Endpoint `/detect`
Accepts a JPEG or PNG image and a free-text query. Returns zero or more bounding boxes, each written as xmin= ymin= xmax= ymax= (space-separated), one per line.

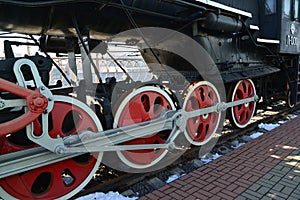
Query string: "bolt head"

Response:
xmin=0 ymin=101 xmax=5 ymax=108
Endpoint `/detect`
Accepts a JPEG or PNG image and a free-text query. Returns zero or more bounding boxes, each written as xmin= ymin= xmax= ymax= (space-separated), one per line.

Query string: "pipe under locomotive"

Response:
xmin=0 ymin=0 xmax=299 ymax=199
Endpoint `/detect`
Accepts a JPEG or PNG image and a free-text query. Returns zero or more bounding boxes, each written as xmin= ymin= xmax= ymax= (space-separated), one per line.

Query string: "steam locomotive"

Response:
xmin=0 ymin=0 xmax=299 ymax=199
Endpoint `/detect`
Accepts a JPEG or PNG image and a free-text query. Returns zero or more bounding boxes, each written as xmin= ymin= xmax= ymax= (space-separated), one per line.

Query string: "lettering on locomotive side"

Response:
xmin=286 ymin=23 xmax=298 ymax=46
xmin=286 ymin=35 xmax=298 ymax=46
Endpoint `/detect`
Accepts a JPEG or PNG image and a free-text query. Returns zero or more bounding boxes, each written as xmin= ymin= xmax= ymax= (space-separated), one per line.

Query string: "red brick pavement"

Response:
xmin=139 ymin=116 xmax=300 ymax=200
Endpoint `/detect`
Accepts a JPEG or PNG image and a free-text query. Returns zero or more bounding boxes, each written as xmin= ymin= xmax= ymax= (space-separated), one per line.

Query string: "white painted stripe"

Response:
xmin=195 ymin=0 xmax=252 ymax=18
xmin=257 ymin=38 xmax=280 ymax=44
xmin=250 ymin=25 xmax=260 ymax=30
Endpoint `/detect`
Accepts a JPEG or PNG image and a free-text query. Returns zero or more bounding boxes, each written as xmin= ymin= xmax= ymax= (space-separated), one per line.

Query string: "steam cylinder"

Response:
xmin=200 ymin=12 xmax=243 ymax=33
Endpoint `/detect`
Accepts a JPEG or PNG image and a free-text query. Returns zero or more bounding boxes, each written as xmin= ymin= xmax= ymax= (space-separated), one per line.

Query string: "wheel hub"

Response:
xmin=202 ymin=113 xmax=209 ymax=120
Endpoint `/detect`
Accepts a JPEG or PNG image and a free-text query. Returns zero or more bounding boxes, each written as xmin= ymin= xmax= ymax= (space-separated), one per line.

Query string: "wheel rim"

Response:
xmin=0 ymin=96 xmax=103 ymax=200
xmin=230 ymin=79 xmax=256 ymax=128
xmin=287 ymin=90 xmax=295 ymax=108
xmin=114 ymin=86 xmax=176 ymax=169
xmin=183 ymin=81 xmax=221 ymax=145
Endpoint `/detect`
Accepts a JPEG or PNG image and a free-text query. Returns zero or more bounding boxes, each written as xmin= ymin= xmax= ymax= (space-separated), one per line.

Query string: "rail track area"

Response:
xmin=73 ymin=102 xmax=300 ymax=200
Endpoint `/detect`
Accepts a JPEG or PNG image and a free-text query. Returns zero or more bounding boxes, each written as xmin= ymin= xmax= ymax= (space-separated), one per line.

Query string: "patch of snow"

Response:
xmin=249 ymin=132 xmax=264 ymax=139
xmin=258 ymin=123 xmax=280 ymax=131
xmin=76 ymin=191 xmax=137 ymax=200
xmin=231 ymin=142 xmax=246 ymax=149
xmin=278 ymin=120 xmax=287 ymax=124
xmin=291 ymin=114 xmax=298 ymax=119
xmin=200 ymin=157 xmax=212 ymax=164
xmin=212 ymin=153 xmax=222 ymax=160
xmin=166 ymin=174 xmax=181 ymax=183
xmin=201 ymin=153 xmax=222 ymax=164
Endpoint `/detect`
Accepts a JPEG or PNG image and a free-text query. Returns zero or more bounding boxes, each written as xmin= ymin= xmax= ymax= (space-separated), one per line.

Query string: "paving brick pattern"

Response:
xmin=139 ymin=116 xmax=300 ymax=200
xmin=236 ymin=148 xmax=300 ymax=200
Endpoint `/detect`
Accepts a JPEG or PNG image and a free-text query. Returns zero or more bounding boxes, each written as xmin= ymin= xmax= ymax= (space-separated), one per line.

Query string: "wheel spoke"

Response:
xmin=240 ymin=110 xmax=247 ymax=122
xmin=245 ymin=105 xmax=254 ymax=120
xmin=127 ymin=96 xmax=150 ymax=124
xmin=196 ymin=88 xmax=205 ymax=104
xmin=49 ymin=102 xmax=73 ymax=136
xmin=242 ymin=82 xmax=248 ymax=98
xmin=234 ymin=104 xmax=244 ymax=117
xmin=195 ymin=123 xmax=206 ymax=141
xmin=149 ymin=92 xmax=164 ymax=118
xmin=70 ymin=107 xmax=98 ymax=135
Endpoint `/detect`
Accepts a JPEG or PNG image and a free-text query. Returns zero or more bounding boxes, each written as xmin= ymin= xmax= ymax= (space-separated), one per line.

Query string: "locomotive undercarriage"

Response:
xmin=0 ymin=42 xmax=259 ymax=199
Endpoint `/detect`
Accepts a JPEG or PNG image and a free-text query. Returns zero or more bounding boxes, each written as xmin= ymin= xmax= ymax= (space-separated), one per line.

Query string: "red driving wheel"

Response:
xmin=183 ymin=81 xmax=221 ymax=145
xmin=0 ymin=97 xmax=103 ymax=200
xmin=229 ymin=79 xmax=256 ymax=128
xmin=114 ymin=86 xmax=176 ymax=169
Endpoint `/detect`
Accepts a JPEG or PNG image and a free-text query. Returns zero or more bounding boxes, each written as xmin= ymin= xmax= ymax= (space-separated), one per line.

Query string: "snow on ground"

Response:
xmin=166 ymin=173 xmax=186 ymax=183
xmin=258 ymin=123 xmax=280 ymax=131
xmin=278 ymin=120 xmax=287 ymax=124
xmin=76 ymin=191 xmax=137 ymax=200
xmin=254 ymin=114 xmax=298 ymax=137
xmin=249 ymin=132 xmax=264 ymax=139
xmin=232 ymin=142 xmax=246 ymax=149
xmin=166 ymin=174 xmax=181 ymax=183
xmin=201 ymin=153 xmax=222 ymax=164
xmin=291 ymin=114 xmax=298 ymax=119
